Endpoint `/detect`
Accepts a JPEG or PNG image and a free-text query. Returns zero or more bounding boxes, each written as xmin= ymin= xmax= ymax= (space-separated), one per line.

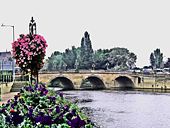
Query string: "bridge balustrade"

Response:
xmin=14 ymin=74 xmax=29 ymax=82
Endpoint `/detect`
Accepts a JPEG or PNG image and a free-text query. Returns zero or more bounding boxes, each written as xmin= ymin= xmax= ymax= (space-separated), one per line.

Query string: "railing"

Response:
xmin=37 ymin=70 xmax=162 ymax=75
xmin=0 ymin=75 xmax=13 ymax=82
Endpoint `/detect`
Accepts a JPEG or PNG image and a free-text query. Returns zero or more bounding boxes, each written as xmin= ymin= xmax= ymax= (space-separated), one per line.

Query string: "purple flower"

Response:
xmin=39 ymin=87 xmax=48 ymax=96
xmin=51 ymin=96 xmax=56 ymax=101
xmin=28 ymin=107 xmax=33 ymax=114
xmin=59 ymin=92 xmax=63 ymax=98
xmin=35 ymin=115 xmax=52 ymax=125
xmin=7 ymin=99 xmax=10 ymax=103
xmin=71 ymin=109 xmax=76 ymax=116
xmin=11 ymin=104 xmax=15 ymax=109
xmin=48 ymin=108 xmax=53 ymax=113
xmin=42 ymin=115 xmax=52 ymax=125
xmin=14 ymin=95 xmax=18 ymax=101
xmin=56 ymin=106 xmax=60 ymax=113
xmin=69 ymin=116 xmax=86 ymax=128
xmin=25 ymin=86 xmax=33 ymax=92
xmin=49 ymin=96 xmax=56 ymax=103
xmin=38 ymin=112 xmax=44 ymax=116
xmin=0 ymin=108 xmax=6 ymax=114
xmin=67 ymin=120 xmax=72 ymax=126
xmin=34 ymin=84 xmax=38 ymax=90
xmin=35 ymin=116 xmax=42 ymax=123
xmin=11 ymin=112 xmax=24 ymax=126
xmin=64 ymin=105 xmax=69 ymax=112
xmin=54 ymin=115 xmax=64 ymax=124
xmin=5 ymin=116 xmax=11 ymax=123
xmin=13 ymin=100 xmax=18 ymax=106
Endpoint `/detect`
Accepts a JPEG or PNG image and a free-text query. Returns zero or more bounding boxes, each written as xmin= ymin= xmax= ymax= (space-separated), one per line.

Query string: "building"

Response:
xmin=0 ymin=51 xmax=15 ymax=82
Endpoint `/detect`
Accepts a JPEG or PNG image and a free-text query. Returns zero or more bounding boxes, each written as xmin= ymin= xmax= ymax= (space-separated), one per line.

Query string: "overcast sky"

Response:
xmin=0 ymin=0 xmax=170 ymax=67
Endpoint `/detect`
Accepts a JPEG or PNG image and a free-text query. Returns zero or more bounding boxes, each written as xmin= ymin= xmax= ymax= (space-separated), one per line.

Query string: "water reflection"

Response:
xmin=64 ymin=90 xmax=170 ymax=128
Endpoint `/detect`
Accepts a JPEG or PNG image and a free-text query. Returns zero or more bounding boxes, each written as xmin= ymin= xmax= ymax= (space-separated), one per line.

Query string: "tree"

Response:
xmin=93 ymin=47 xmax=137 ymax=71
xmin=62 ymin=46 xmax=77 ymax=69
xmin=47 ymin=52 xmax=64 ymax=71
xmin=93 ymin=49 xmax=108 ymax=69
xmin=150 ymin=48 xmax=163 ymax=68
xmin=12 ymin=34 xmax=47 ymax=83
xmin=79 ymin=31 xmax=94 ymax=69
xmin=46 ymin=47 xmax=80 ymax=71
xmin=150 ymin=53 xmax=155 ymax=67
xmin=164 ymin=58 xmax=170 ymax=68
xmin=127 ymin=52 xmax=137 ymax=69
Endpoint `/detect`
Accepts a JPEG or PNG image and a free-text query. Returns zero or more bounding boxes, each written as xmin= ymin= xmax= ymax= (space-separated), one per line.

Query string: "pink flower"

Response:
xmin=12 ymin=34 xmax=47 ymax=73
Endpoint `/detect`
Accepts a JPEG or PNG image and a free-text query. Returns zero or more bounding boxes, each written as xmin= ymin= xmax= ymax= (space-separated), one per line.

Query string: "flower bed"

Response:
xmin=0 ymin=83 xmax=93 ymax=128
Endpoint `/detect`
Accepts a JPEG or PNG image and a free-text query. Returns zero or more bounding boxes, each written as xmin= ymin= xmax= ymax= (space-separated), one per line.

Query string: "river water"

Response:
xmin=63 ymin=90 xmax=170 ymax=128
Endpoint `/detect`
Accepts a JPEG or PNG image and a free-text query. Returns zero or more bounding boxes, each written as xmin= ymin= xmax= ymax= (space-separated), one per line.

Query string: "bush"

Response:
xmin=0 ymin=83 xmax=93 ymax=128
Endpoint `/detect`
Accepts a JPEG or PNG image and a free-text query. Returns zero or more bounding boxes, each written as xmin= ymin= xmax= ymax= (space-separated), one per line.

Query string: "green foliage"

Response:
xmin=45 ymin=32 xmax=137 ymax=71
xmin=94 ymin=47 xmax=137 ymax=71
xmin=63 ymin=46 xmax=77 ymax=69
xmin=47 ymin=52 xmax=65 ymax=71
xmin=79 ymin=32 xmax=94 ymax=69
xmin=150 ymin=48 xmax=163 ymax=68
xmin=0 ymin=84 xmax=93 ymax=128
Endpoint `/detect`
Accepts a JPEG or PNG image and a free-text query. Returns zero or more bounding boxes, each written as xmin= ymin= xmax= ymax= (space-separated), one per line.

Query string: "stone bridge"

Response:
xmin=38 ymin=71 xmax=170 ymax=90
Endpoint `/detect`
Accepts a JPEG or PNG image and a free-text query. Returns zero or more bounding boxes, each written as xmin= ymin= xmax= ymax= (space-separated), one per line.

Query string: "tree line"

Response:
xmin=46 ymin=31 xmax=137 ymax=71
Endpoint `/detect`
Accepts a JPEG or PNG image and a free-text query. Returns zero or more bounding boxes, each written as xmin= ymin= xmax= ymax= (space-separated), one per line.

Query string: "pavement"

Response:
xmin=0 ymin=92 xmax=19 ymax=105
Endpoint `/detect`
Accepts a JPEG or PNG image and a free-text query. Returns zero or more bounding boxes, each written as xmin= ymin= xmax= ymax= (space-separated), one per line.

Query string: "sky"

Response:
xmin=0 ymin=0 xmax=170 ymax=67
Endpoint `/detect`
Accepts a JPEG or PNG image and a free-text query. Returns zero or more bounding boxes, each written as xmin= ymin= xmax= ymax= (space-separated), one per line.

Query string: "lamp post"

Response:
xmin=1 ymin=24 xmax=15 ymax=42
xmin=92 ymin=63 xmax=95 ymax=71
xmin=106 ymin=62 xmax=109 ymax=71
xmin=0 ymin=60 xmax=3 ymax=101
xmin=1 ymin=23 xmax=15 ymax=85
xmin=75 ymin=59 xmax=79 ymax=72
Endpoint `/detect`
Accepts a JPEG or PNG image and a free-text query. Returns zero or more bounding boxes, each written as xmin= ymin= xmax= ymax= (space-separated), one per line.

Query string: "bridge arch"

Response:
xmin=81 ymin=76 xmax=105 ymax=89
xmin=114 ymin=76 xmax=134 ymax=89
xmin=49 ymin=76 xmax=74 ymax=90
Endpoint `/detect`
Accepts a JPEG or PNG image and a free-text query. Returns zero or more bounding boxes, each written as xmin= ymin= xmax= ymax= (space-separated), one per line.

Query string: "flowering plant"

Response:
xmin=0 ymin=84 xmax=93 ymax=127
xmin=12 ymin=34 xmax=48 ymax=77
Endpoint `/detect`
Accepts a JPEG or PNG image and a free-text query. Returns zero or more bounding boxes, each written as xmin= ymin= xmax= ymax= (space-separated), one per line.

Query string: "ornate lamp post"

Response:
xmin=64 ymin=64 xmax=67 ymax=71
xmin=75 ymin=59 xmax=79 ymax=71
xmin=92 ymin=63 xmax=95 ymax=71
xmin=106 ymin=62 xmax=109 ymax=71
xmin=12 ymin=17 xmax=47 ymax=85
xmin=29 ymin=17 xmax=37 ymax=35
xmin=29 ymin=17 xmax=37 ymax=84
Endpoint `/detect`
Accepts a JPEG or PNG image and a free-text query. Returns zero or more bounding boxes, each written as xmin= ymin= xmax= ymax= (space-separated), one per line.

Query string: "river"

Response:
xmin=63 ymin=90 xmax=170 ymax=128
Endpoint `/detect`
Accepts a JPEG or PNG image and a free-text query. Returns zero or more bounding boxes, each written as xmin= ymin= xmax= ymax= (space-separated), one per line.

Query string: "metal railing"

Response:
xmin=0 ymin=74 xmax=13 ymax=82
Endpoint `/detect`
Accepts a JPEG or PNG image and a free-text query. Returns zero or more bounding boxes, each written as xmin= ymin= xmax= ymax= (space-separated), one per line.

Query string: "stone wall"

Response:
xmin=0 ymin=82 xmax=13 ymax=94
